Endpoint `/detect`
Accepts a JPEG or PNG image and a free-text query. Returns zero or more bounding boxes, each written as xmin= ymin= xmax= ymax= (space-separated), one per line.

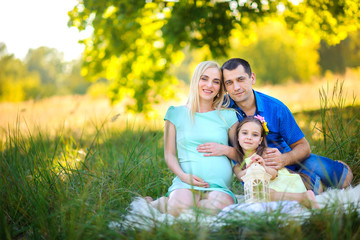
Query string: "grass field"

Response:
xmin=0 ymin=78 xmax=359 ymax=239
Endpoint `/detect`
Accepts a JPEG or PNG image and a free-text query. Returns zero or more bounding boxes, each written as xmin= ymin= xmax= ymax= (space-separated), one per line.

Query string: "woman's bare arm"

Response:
xmin=164 ymin=120 xmax=209 ymax=188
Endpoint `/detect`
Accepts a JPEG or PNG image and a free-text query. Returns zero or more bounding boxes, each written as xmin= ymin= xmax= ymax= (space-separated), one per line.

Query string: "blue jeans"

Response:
xmin=286 ymin=154 xmax=349 ymax=195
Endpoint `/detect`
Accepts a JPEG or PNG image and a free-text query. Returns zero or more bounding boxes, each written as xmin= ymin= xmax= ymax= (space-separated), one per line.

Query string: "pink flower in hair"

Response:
xmin=254 ymin=115 xmax=265 ymax=123
xmin=254 ymin=115 xmax=269 ymax=135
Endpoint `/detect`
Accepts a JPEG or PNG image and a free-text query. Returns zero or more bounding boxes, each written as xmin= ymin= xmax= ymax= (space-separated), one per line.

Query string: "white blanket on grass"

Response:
xmin=111 ymin=184 xmax=360 ymax=231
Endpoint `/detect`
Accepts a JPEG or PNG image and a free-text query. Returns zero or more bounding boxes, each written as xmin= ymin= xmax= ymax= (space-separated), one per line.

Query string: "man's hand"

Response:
xmin=263 ymin=147 xmax=285 ymax=170
xmin=179 ymin=173 xmax=209 ymax=188
xmin=197 ymin=142 xmax=227 ymax=156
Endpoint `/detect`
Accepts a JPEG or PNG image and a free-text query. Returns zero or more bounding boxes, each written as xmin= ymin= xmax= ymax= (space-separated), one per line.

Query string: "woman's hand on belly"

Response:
xmin=179 ymin=173 xmax=209 ymax=188
xmin=197 ymin=142 xmax=227 ymax=157
xmin=197 ymin=142 xmax=239 ymax=161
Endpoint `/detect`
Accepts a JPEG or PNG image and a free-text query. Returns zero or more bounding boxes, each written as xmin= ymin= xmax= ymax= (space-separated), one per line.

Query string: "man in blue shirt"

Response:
xmin=197 ymin=58 xmax=353 ymax=194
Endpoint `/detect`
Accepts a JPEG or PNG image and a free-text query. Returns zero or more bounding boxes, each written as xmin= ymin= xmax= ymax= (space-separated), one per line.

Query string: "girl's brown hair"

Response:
xmin=235 ymin=116 xmax=312 ymax=190
xmin=234 ymin=117 xmax=268 ymax=167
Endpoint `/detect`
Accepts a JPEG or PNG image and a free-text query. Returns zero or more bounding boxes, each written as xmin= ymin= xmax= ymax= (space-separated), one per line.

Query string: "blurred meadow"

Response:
xmin=1 ymin=75 xmax=359 ymax=239
xmin=1 ymin=1 xmax=360 ymax=239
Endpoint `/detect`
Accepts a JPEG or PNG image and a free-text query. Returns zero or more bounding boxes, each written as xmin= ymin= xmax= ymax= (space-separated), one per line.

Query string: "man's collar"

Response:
xmin=228 ymin=95 xmax=236 ymax=108
xmin=253 ymin=90 xmax=263 ymax=113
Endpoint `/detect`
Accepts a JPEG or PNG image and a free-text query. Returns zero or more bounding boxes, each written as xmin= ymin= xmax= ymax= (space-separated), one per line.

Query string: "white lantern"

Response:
xmin=241 ymin=162 xmax=272 ymax=203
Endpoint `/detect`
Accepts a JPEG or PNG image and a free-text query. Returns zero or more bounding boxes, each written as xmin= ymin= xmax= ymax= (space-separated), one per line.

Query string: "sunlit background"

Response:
xmin=1 ymin=2 xmax=360 ymax=238
xmin=1 ymin=0 xmax=359 ymax=133
xmin=0 ymin=0 xmax=91 ymax=61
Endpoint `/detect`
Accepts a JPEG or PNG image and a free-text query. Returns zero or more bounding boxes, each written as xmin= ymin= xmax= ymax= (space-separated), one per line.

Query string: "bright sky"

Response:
xmin=0 ymin=0 xmax=92 ymax=61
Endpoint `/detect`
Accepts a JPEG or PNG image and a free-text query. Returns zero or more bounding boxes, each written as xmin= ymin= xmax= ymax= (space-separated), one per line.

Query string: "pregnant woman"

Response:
xmin=147 ymin=61 xmax=239 ymax=217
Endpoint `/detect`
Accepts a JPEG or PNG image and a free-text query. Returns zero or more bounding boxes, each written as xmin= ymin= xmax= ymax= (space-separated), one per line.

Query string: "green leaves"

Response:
xmin=68 ymin=0 xmax=360 ymax=114
xmin=162 ymin=2 xmax=234 ymax=57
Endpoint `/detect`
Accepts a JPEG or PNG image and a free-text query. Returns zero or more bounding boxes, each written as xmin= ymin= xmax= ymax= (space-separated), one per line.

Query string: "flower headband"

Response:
xmin=254 ymin=115 xmax=269 ymax=135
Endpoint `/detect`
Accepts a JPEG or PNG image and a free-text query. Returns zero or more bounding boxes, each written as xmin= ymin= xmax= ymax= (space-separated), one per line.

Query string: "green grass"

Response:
xmin=294 ymin=81 xmax=360 ymax=184
xmin=1 ymin=84 xmax=359 ymax=239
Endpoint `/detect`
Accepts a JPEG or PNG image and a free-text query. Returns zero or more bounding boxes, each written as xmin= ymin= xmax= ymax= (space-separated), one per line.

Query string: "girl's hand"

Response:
xmin=250 ymin=154 xmax=265 ymax=166
xmin=179 ymin=173 xmax=209 ymax=188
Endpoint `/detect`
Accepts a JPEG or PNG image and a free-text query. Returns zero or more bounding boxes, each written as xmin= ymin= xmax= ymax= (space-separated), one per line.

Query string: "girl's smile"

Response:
xmin=238 ymin=121 xmax=263 ymax=154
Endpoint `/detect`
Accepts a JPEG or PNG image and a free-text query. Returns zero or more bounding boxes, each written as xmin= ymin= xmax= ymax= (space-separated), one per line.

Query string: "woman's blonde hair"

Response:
xmin=186 ymin=61 xmax=229 ymax=120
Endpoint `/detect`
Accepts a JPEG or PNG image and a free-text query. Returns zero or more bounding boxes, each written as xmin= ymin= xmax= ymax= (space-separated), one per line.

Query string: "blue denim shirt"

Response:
xmin=228 ymin=90 xmax=305 ymax=153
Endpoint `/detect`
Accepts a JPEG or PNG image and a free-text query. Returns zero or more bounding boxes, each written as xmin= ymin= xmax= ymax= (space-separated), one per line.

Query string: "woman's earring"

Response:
xmin=217 ymin=93 xmax=219 ymax=97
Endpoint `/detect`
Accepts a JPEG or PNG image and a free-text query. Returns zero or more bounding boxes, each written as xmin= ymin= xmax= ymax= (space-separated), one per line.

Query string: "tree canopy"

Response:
xmin=68 ymin=0 xmax=360 ymax=113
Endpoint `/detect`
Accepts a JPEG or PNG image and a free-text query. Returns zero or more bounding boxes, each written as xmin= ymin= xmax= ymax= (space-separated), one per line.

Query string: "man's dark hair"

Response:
xmin=221 ymin=58 xmax=252 ymax=78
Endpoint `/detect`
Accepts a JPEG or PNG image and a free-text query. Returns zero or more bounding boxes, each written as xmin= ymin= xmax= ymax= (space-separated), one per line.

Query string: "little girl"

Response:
xmin=233 ymin=116 xmax=319 ymax=209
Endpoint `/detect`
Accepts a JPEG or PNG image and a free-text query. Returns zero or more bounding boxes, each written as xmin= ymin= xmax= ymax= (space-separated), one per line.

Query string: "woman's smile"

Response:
xmin=198 ymin=67 xmax=221 ymax=101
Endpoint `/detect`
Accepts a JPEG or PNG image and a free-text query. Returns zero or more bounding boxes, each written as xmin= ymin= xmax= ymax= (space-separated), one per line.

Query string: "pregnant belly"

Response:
xmin=180 ymin=156 xmax=233 ymax=187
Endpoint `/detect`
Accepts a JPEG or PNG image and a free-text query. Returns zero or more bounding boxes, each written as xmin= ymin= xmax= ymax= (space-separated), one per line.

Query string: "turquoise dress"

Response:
xmin=165 ymin=106 xmax=238 ymax=202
